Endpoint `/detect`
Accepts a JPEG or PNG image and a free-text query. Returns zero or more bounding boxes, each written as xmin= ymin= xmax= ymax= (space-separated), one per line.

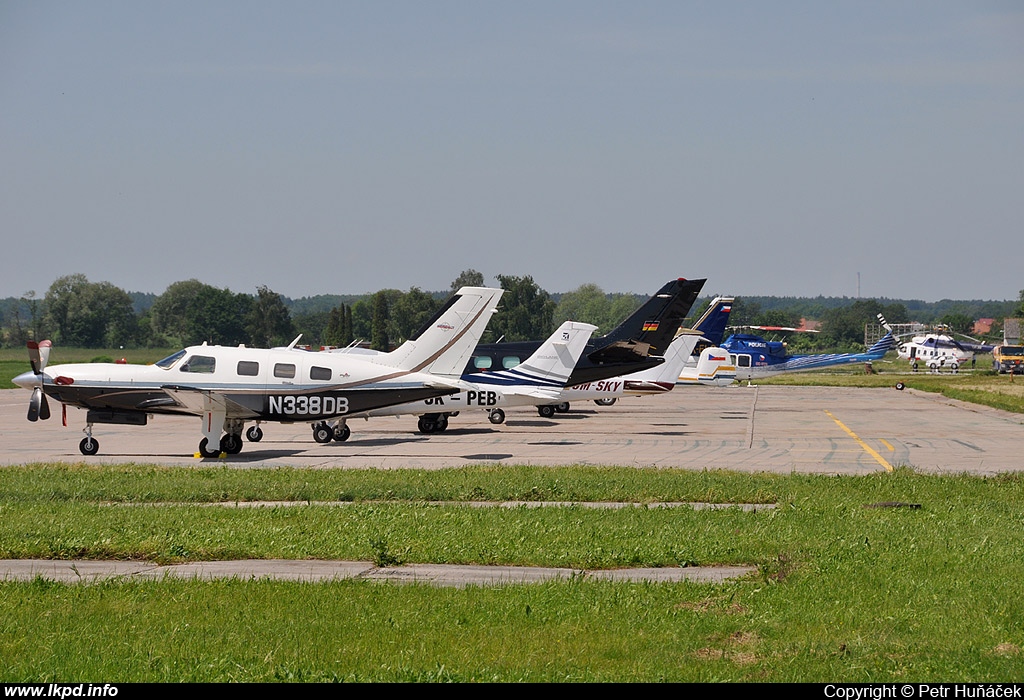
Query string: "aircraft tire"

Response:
xmin=488 ymin=409 xmax=505 ymax=424
xmin=896 ymin=382 xmax=905 ymax=391
xmin=198 ymin=438 xmax=220 ymax=458
xmin=79 ymin=437 xmax=99 ymax=456
xmin=417 ymin=417 xmax=437 ymax=434
xmin=333 ymin=424 xmax=351 ymax=442
xmin=246 ymin=426 xmax=263 ymax=442
xmin=594 ymin=398 xmax=617 ymax=406
xmin=538 ymin=405 xmax=556 ymax=419
xmin=555 ymin=402 xmax=570 ymax=413
xmin=220 ymin=433 xmax=243 ymax=455
xmin=437 ymin=416 xmax=449 ymax=432
xmin=312 ymin=423 xmax=333 ymax=444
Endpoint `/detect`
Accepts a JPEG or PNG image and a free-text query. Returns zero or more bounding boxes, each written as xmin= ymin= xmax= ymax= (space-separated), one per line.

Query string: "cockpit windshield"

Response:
xmin=155 ymin=349 xmax=187 ymax=369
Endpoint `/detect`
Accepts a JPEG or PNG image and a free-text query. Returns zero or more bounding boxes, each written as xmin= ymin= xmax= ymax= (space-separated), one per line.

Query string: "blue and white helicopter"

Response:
xmin=723 ymin=314 xmax=898 ymax=380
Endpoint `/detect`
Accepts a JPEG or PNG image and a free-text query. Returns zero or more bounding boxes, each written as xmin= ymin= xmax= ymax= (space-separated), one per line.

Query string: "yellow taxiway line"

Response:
xmin=824 ymin=410 xmax=893 ymax=472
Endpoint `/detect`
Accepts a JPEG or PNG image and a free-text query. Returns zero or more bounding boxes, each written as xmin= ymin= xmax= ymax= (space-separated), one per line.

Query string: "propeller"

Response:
xmin=26 ymin=340 xmax=52 ymax=422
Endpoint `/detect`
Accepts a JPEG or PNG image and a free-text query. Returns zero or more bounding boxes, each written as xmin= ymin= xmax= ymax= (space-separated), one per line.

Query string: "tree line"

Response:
xmin=1 ymin=271 xmax=1021 ymax=351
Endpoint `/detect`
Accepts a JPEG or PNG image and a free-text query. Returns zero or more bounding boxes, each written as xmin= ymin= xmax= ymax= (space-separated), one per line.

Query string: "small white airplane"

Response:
xmin=13 ymin=286 xmax=504 ymax=457
xmin=559 ymin=329 xmax=704 ymax=406
xmin=329 ymin=320 xmax=599 ymax=435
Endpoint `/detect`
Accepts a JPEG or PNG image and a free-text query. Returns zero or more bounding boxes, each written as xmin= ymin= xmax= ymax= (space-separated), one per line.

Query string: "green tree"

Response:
xmin=754 ymin=309 xmax=802 ymax=329
xmin=370 ymin=291 xmax=391 ymax=351
xmin=820 ymin=300 xmax=908 ymax=350
xmin=322 ymin=304 xmax=355 ymax=347
xmin=184 ymin=287 xmax=253 ymax=346
xmin=150 ymin=279 xmax=212 ymax=345
xmin=43 ymin=273 xmax=89 ymax=344
xmin=728 ymin=299 xmax=762 ymax=329
xmin=490 ymin=274 xmax=556 ymax=342
xmin=937 ymin=312 xmax=975 ymax=336
xmin=554 ymin=283 xmax=613 ymax=332
xmin=43 ymin=275 xmax=136 ymax=347
xmin=391 ymin=287 xmax=442 ymax=342
xmin=246 ymin=285 xmax=294 ymax=347
xmin=451 ymin=269 xmax=485 ymax=292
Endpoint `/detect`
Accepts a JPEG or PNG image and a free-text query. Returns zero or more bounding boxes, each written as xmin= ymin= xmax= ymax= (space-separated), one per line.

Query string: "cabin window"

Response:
xmin=502 ymin=356 xmax=521 ymax=369
xmin=736 ymin=355 xmax=751 ymax=368
xmin=156 ymin=349 xmax=186 ymax=369
xmin=473 ymin=356 xmax=492 ymax=370
xmin=310 ymin=366 xmax=331 ymax=381
xmin=180 ymin=355 xmax=216 ymax=373
xmin=237 ymin=361 xmax=259 ymax=377
xmin=274 ymin=363 xmax=296 ymax=379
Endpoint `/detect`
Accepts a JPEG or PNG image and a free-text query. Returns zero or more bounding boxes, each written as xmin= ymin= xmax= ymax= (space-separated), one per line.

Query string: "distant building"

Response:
xmin=973 ymin=318 xmax=995 ymax=335
xmin=799 ymin=318 xmax=821 ymax=332
xmin=1005 ymin=318 xmax=1022 ymax=345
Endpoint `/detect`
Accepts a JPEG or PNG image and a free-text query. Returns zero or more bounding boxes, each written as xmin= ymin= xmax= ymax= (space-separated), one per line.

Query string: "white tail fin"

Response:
xmin=370 ymin=287 xmax=503 ymax=377
xmin=652 ymin=330 xmax=703 ymax=383
xmin=694 ymin=346 xmax=736 ymax=385
xmin=514 ymin=321 xmax=598 ymax=386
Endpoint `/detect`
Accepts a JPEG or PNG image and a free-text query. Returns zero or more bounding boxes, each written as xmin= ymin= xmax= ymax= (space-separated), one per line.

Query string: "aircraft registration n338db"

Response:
xmin=13 ymin=287 xmax=504 ymax=457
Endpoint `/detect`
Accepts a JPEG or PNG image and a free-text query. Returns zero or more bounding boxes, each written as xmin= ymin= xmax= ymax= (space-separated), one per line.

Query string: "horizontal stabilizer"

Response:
xmin=586 ymin=339 xmax=656 ymax=365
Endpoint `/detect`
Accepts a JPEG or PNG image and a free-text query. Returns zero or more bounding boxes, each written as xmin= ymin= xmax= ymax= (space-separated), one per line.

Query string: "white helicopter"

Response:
xmin=895 ymin=325 xmax=992 ymax=373
xmin=13 ymin=286 xmax=504 ymax=457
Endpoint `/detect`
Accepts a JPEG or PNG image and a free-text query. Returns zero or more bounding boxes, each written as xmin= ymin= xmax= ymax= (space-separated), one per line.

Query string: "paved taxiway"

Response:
xmin=2 ymin=384 xmax=1022 ymax=474
xmin=3 ymin=383 xmax=1021 ymax=586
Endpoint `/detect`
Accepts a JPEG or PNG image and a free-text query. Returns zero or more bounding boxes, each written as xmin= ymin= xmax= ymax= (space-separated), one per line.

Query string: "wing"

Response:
xmin=160 ymin=385 xmax=262 ymax=420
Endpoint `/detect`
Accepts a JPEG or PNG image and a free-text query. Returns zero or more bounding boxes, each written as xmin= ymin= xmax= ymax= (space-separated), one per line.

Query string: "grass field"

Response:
xmin=1 ymin=465 xmax=1023 ymax=681
xmin=2 ymin=348 xmax=1024 ymax=681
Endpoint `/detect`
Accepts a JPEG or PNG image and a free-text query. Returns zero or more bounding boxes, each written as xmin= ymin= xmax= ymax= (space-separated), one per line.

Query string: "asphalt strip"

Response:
xmin=0 ymin=559 xmax=757 ymax=587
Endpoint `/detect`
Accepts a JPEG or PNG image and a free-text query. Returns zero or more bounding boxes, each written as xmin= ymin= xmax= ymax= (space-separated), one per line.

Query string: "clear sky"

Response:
xmin=2 ymin=1 xmax=1022 ymax=302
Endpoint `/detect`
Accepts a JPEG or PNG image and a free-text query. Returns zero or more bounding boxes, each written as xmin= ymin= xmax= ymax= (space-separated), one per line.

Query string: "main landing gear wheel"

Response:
xmin=198 ymin=438 xmax=221 ymax=458
xmin=488 ymin=408 xmax=505 ymax=425
xmin=537 ymin=405 xmax=556 ymax=419
xmin=594 ymin=397 xmax=617 ymax=406
xmin=79 ymin=437 xmax=99 ymax=456
xmin=554 ymin=402 xmax=570 ymax=413
xmin=313 ymin=423 xmax=333 ymax=444
xmin=417 ymin=416 xmax=438 ymax=434
xmin=333 ymin=424 xmax=351 ymax=442
xmin=436 ymin=416 xmax=449 ymax=432
xmin=220 ymin=433 xmax=243 ymax=455
xmin=246 ymin=425 xmax=263 ymax=442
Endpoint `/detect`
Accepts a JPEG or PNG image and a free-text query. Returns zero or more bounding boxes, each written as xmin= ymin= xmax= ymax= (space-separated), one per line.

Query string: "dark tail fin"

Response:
xmin=690 ymin=296 xmax=734 ymax=347
xmin=589 ymin=278 xmax=706 ymax=359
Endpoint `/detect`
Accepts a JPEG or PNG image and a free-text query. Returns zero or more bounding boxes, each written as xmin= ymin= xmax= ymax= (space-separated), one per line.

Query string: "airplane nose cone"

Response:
xmin=12 ymin=371 xmax=37 ymax=390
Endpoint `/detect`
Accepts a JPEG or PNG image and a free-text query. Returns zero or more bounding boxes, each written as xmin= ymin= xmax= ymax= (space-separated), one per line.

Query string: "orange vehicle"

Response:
xmin=992 ymin=344 xmax=1024 ymax=374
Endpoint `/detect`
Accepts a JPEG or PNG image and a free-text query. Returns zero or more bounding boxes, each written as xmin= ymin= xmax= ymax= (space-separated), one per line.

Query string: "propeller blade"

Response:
xmin=38 ymin=391 xmax=51 ymax=421
xmin=28 ymin=340 xmax=52 ymax=374
xmin=28 ymin=387 xmax=42 ymax=422
xmin=38 ymin=340 xmax=51 ymax=372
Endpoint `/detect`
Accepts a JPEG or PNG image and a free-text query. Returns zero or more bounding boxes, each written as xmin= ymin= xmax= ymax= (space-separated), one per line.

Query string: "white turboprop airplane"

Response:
xmin=329 ymin=320 xmax=599 ymax=435
xmin=13 ymin=286 xmax=504 ymax=457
